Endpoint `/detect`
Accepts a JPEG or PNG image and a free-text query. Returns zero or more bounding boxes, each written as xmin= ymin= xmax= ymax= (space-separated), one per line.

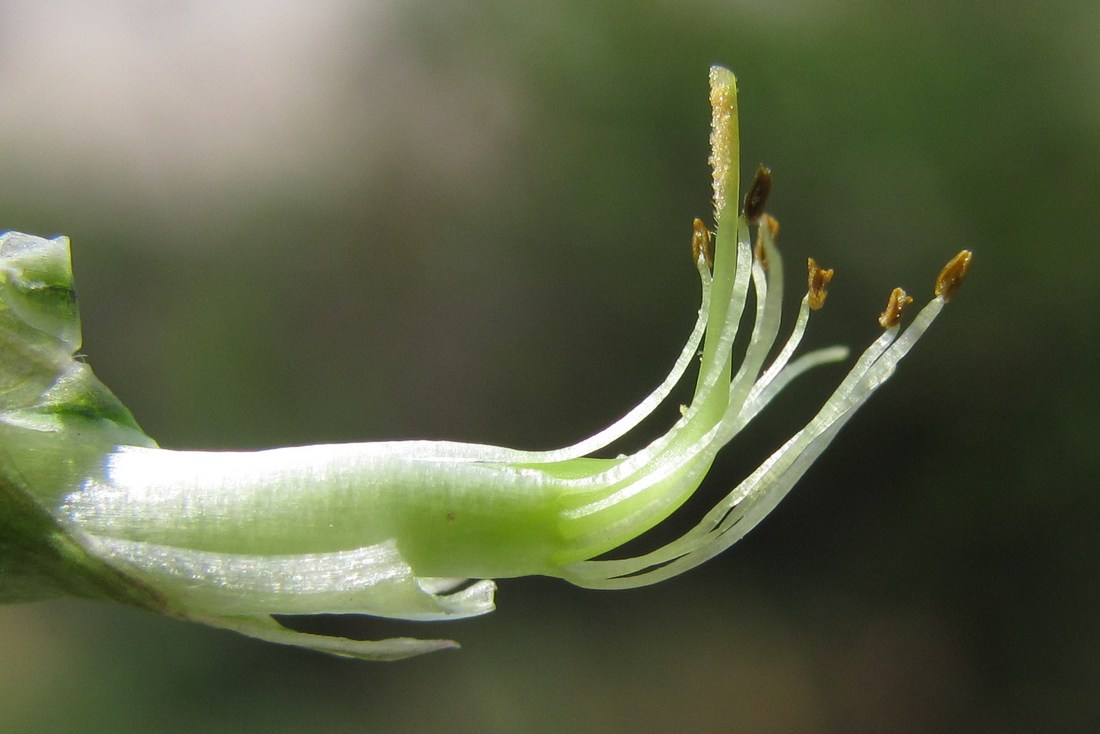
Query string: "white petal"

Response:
xmin=83 ymin=535 xmax=496 ymax=620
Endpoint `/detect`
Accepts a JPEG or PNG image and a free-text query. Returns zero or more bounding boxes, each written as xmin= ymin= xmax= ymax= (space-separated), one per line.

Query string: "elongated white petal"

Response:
xmin=555 ymin=223 xmax=756 ymax=497
xmin=0 ymin=67 xmax=969 ymax=662
xmin=740 ymin=345 xmax=850 ymax=424
xmin=196 ymin=614 xmax=462 ymax=662
xmin=727 ymin=220 xmax=785 ymax=415
xmin=82 ymin=535 xmax=497 ymax=619
xmin=561 ymin=297 xmax=951 ymax=589
xmin=260 ymin=256 xmax=712 ymax=468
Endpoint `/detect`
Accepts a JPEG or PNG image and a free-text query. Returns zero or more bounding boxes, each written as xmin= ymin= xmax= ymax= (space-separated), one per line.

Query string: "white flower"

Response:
xmin=0 ymin=67 xmax=970 ymax=659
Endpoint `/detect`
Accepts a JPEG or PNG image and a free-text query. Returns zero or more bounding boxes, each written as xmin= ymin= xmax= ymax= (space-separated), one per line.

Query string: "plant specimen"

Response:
xmin=0 ymin=67 xmax=970 ymax=660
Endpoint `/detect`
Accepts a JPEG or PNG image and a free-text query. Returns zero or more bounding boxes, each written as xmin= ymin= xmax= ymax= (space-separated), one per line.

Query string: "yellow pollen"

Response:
xmin=708 ymin=67 xmax=739 ymax=223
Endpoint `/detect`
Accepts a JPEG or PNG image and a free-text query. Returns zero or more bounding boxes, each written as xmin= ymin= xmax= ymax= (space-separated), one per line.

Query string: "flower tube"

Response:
xmin=0 ymin=67 xmax=970 ymax=660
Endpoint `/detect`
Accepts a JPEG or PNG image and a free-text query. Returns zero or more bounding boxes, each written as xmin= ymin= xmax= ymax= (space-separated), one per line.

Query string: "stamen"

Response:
xmin=753 ymin=213 xmax=779 ymax=269
xmin=877 ymin=287 xmax=914 ymax=328
xmin=934 ymin=250 xmax=973 ymax=301
xmin=743 ymin=165 xmax=772 ymax=223
xmin=807 ymin=258 xmax=834 ymax=310
xmin=691 ymin=218 xmax=714 ymax=268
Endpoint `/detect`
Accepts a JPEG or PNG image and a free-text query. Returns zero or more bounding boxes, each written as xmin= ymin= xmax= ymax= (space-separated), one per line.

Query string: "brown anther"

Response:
xmin=691 ymin=218 xmax=713 ymax=268
xmin=807 ymin=258 xmax=834 ymax=310
xmin=753 ymin=230 xmax=768 ymax=270
xmin=753 ymin=213 xmax=780 ymax=269
xmin=877 ymin=287 xmax=914 ymax=328
xmin=934 ymin=250 xmax=973 ymax=302
xmin=743 ymin=165 xmax=772 ymax=223
xmin=763 ymin=212 xmax=780 ymax=240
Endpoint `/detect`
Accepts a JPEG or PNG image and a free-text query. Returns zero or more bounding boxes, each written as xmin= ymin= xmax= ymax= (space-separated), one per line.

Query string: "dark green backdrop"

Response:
xmin=1 ymin=1 xmax=1095 ymax=731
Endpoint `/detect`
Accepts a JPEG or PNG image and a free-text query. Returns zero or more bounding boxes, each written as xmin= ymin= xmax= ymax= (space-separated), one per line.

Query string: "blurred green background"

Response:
xmin=1 ymin=1 xmax=1097 ymax=731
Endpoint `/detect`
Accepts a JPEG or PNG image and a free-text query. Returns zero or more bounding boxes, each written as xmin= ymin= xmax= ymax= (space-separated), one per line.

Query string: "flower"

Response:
xmin=0 ymin=67 xmax=969 ymax=660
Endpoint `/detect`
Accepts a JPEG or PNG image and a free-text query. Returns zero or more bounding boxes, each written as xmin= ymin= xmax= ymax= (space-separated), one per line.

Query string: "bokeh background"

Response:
xmin=1 ymin=1 xmax=1097 ymax=732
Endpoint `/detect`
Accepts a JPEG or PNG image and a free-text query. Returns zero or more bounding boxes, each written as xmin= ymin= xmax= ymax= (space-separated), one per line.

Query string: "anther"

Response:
xmin=753 ymin=213 xmax=779 ymax=269
xmin=877 ymin=287 xmax=914 ymax=328
xmin=807 ymin=258 xmax=834 ymax=310
xmin=934 ymin=250 xmax=973 ymax=302
xmin=743 ymin=165 xmax=772 ymax=223
xmin=691 ymin=218 xmax=713 ymax=268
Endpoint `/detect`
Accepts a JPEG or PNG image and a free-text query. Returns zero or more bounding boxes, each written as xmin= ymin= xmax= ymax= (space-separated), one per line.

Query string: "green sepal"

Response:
xmin=0 ymin=232 xmax=150 ymax=440
xmin=0 ymin=231 xmax=158 ymax=606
